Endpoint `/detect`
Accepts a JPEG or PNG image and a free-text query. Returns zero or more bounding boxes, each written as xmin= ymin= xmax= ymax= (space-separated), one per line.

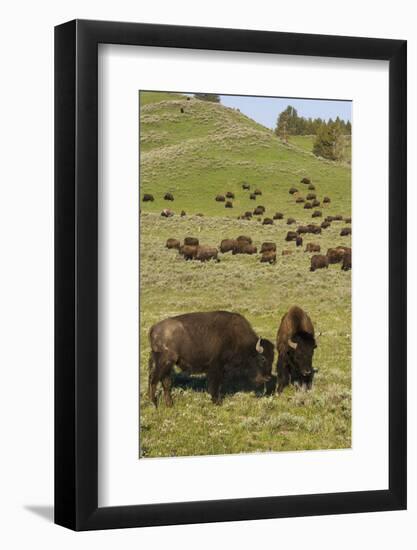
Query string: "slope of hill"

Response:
xmin=139 ymin=92 xmax=351 ymax=218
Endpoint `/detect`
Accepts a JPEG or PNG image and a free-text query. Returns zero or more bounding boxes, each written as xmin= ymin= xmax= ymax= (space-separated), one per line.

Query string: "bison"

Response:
xmin=253 ymin=207 xmax=264 ymax=216
xmin=300 ymin=177 xmax=311 ymax=185
xmin=166 ymin=238 xmax=180 ymax=250
xmin=276 ymin=306 xmax=317 ymax=393
xmin=307 ymin=224 xmax=322 ymax=235
xmin=164 ymin=192 xmax=174 ymax=201
xmin=287 ymin=217 xmax=296 ymax=225
xmin=184 ymin=237 xmax=199 ymax=247
xmin=296 ymin=196 xmax=305 ymax=203
xmin=296 ymin=236 xmax=303 ymax=247
xmin=244 ymin=211 xmax=253 ymax=218
xmin=296 ymin=226 xmax=309 ymax=235
xmin=249 ymin=193 xmax=256 ymax=200
xmin=180 ymin=210 xmax=186 ymax=217
xmin=180 ymin=107 xmax=184 ymax=113
xmin=307 ymin=193 xmax=316 ymax=201
xmin=327 ymin=248 xmax=346 ymax=264
xmin=321 ymin=221 xmax=331 ymax=229
xmin=323 ymin=197 xmax=331 ymax=204
xmin=310 ymin=254 xmax=329 ymax=271
xmin=344 ymin=217 xmax=352 ymax=224
xmin=262 ymin=217 xmax=273 ymax=225
xmin=242 ymin=183 xmax=250 ymax=190
xmin=304 ymin=202 xmax=312 ymax=209
xmin=225 ymin=201 xmax=233 ymax=208
xmin=196 ymin=246 xmax=219 ymax=262
xmin=273 ymin=212 xmax=284 ymax=220
xmin=161 ymin=208 xmax=174 ymax=218
xmin=312 ymin=199 xmax=320 ymax=207
xmin=289 ymin=187 xmax=298 ymax=195
xmin=260 ymin=250 xmax=276 ymax=264
xmin=341 ymin=249 xmax=352 ymax=271
xmin=312 ymin=211 xmax=322 ymax=218
xmin=226 ymin=191 xmax=235 ymax=199
xmin=285 ymin=231 xmax=298 ymax=242
xmin=254 ymin=189 xmax=262 ymax=195
xmin=233 ymin=242 xmax=257 ymax=255
xmin=181 ymin=244 xmax=198 ymax=260
xmin=261 ymin=242 xmax=276 ymax=253
xmin=215 ymin=194 xmax=226 ymax=202
xmin=148 ymin=311 xmax=274 ymax=406
xmin=308 ymin=184 xmax=315 ymax=190
xmin=305 ymin=243 xmax=320 ymax=253
xmin=143 ymin=193 xmax=154 ymax=202
xmin=340 ymin=227 xmax=352 ymax=236
xmin=220 ymin=239 xmax=237 ymax=253
xmin=237 ymin=235 xmax=252 ymax=244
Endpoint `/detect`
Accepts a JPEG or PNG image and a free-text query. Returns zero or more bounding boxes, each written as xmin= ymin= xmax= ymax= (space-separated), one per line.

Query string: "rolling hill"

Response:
xmin=139 ymin=91 xmax=351 ymax=218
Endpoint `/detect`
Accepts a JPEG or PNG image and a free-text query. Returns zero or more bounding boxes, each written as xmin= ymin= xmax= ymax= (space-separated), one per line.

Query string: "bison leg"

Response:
xmin=161 ymin=374 xmax=173 ymax=407
xmin=276 ymin=357 xmax=290 ymax=394
xmin=207 ymin=368 xmax=224 ymax=405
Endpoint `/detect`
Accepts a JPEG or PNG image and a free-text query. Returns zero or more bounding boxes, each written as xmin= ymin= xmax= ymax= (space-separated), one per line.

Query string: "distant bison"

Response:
xmin=340 ymin=227 xmax=352 ymax=236
xmin=181 ymin=244 xmax=198 ymax=260
xmin=287 ymin=217 xmax=296 ymax=225
xmin=289 ymin=187 xmax=298 ymax=195
xmin=312 ymin=211 xmax=322 ymax=218
xmin=225 ymin=201 xmax=233 ymax=208
xmin=276 ymin=306 xmax=317 ymax=393
xmin=253 ymin=207 xmax=264 ymax=216
xmin=261 ymin=242 xmax=276 ymax=253
xmin=310 ymin=254 xmax=329 ymax=272
xmin=215 ymin=194 xmax=226 ymax=202
xmin=304 ymin=202 xmax=312 ymax=209
xmin=164 ymin=192 xmax=174 ymax=201
xmin=244 ymin=211 xmax=253 ymax=218
xmin=273 ymin=212 xmax=284 ymax=220
xmin=242 ymin=183 xmax=250 ymax=190
xmin=254 ymin=189 xmax=262 ymax=195
xmin=342 ymin=249 xmax=352 ymax=271
xmin=233 ymin=242 xmax=257 ymax=255
xmin=312 ymin=199 xmax=320 ymax=207
xmin=220 ymin=239 xmax=237 ymax=253
xmin=323 ymin=197 xmax=331 ymax=204
xmin=260 ymin=250 xmax=276 ymax=264
xmin=249 ymin=193 xmax=256 ymax=200
xmin=307 ymin=193 xmax=316 ymax=201
xmin=296 ymin=196 xmax=305 ymax=203
xmin=300 ymin=177 xmax=311 ymax=185
xmin=148 ymin=311 xmax=274 ymax=406
xmin=166 ymin=238 xmax=180 ymax=250
xmin=196 ymin=213 xmax=204 ymax=217
xmin=226 ymin=191 xmax=235 ymax=199
xmin=196 ymin=246 xmax=219 ymax=262
xmin=285 ymin=231 xmax=298 ymax=242
xmin=161 ymin=208 xmax=174 ymax=218
xmin=296 ymin=236 xmax=303 ymax=247
xmin=237 ymin=235 xmax=252 ymax=244
xmin=262 ymin=217 xmax=273 ymax=225
xmin=143 ymin=193 xmax=154 ymax=202
xmin=307 ymin=224 xmax=321 ymax=234
xmin=344 ymin=217 xmax=352 ymax=224
xmin=180 ymin=210 xmax=186 ymax=217
xmin=296 ymin=225 xmax=309 ymax=235
xmin=327 ymin=248 xmax=345 ymax=264
xmin=180 ymin=107 xmax=184 ymax=113
xmin=308 ymin=184 xmax=315 ymax=190
xmin=184 ymin=237 xmax=199 ymax=246
xmin=321 ymin=221 xmax=331 ymax=229
xmin=305 ymin=243 xmax=321 ymax=253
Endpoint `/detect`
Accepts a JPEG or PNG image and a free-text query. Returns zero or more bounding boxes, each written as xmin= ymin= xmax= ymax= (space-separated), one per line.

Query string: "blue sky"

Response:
xmin=219 ymin=95 xmax=352 ymax=130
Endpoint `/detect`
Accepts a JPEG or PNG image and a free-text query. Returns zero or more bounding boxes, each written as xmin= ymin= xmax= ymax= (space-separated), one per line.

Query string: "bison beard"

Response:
xmin=148 ymin=311 xmax=274 ymax=406
xmin=276 ymin=306 xmax=317 ymax=393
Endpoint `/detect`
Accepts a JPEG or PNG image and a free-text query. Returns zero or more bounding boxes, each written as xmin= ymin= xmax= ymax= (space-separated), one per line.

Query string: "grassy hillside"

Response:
xmin=139 ymin=92 xmax=351 ymax=458
xmin=288 ymin=134 xmax=352 ymax=164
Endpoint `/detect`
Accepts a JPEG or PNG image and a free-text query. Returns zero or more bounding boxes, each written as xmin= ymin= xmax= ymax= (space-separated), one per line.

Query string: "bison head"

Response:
xmin=287 ymin=331 xmax=317 ymax=390
xmin=248 ymin=338 xmax=274 ymax=385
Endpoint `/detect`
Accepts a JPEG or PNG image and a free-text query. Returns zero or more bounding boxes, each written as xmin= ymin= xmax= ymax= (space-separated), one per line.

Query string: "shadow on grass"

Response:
xmin=172 ymin=371 xmax=277 ymax=397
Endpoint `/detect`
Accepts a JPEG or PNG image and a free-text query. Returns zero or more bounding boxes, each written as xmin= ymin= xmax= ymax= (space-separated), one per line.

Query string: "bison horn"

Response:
xmin=256 ymin=338 xmax=264 ymax=353
xmin=288 ymin=338 xmax=298 ymax=350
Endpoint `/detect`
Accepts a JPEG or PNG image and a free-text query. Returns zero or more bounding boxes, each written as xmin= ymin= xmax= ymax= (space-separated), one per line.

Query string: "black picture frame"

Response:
xmin=55 ymin=19 xmax=407 ymax=531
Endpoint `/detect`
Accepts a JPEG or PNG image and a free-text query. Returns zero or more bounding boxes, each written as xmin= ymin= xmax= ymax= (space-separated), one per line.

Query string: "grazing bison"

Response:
xmin=296 ymin=226 xmax=309 ymax=235
xmin=148 ymin=311 xmax=274 ymax=406
xmin=287 ymin=217 xmax=296 ymax=225
xmin=304 ymin=202 xmax=313 ymax=209
xmin=180 ymin=210 xmax=186 ymax=217
xmin=237 ymin=235 xmax=252 ymax=244
xmin=342 ymin=249 xmax=352 ymax=271
xmin=253 ymin=207 xmax=264 ymax=216
xmin=321 ymin=221 xmax=331 ymax=229
xmin=180 ymin=107 xmax=184 ymax=113
xmin=262 ymin=217 xmax=273 ymax=225
xmin=261 ymin=250 xmax=276 ymax=264
xmin=307 ymin=224 xmax=322 ymax=234
xmin=273 ymin=212 xmax=284 ymax=220
xmin=242 ymin=183 xmax=250 ymax=190
xmin=244 ymin=211 xmax=253 ymax=218
xmin=225 ymin=201 xmax=233 ymax=208
xmin=220 ymin=239 xmax=237 ymax=253
xmin=323 ymin=197 xmax=331 ymax=204
xmin=143 ymin=193 xmax=154 ymax=202
xmin=184 ymin=237 xmax=199 ymax=247
xmin=161 ymin=208 xmax=174 ymax=218
xmin=312 ymin=210 xmax=322 ymax=218
xmin=164 ymin=192 xmax=174 ymax=201
xmin=282 ymin=250 xmax=293 ymax=256
xmin=276 ymin=306 xmax=317 ymax=393
xmin=285 ymin=231 xmax=298 ymax=242
xmin=312 ymin=199 xmax=320 ymax=207
xmin=215 ymin=194 xmax=226 ymax=202
xmin=301 ymin=177 xmax=311 ymax=185
xmin=226 ymin=191 xmax=235 ymax=199
xmin=181 ymin=244 xmax=198 ymax=260
xmin=289 ymin=187 xmax=298 ymax=195
xmin=340 ymin=227 xmax=352 ymax=236
xmin=296 ymin=236 xmax=303 ymax=247
xmin=254 ymin=188 xmax=262 ymax=195
xmin=308 ymin=184 xmax=315 ymax=190
xmin=196 ymin=213 xmax=204 ymax=217
xmin=233 ymin=242 xmax=257 ymax=255
xmin=326 ymin=248 xmax=345 ymax=264
xmin=334 ymin=215 xmax=343 ymax=221
xmin=196 ymin=246 xmax=219 ymax=262
xmin=166 ymin=238 xmax=180 ymax=250
xmin=261 ymin=242 xmax=276 ymax=253
xmin=305 ymin=243 xmax=321 ymax=253
xmin=250 ymin=193 xmax=256 ymax=200
xmin=310 ymin=254 xmax=329 ymax=271
xmin=307 ymin=193 xmax=316 ymax=201
xmin=344 ymin=217 xmax=352 ymax=224
xmin=296 ymin=196 xmax=305 ymax=203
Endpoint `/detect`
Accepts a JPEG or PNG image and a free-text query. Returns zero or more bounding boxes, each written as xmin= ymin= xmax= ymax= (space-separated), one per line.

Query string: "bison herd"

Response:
xmin=148 ymin=306 xmax=318 ymax=406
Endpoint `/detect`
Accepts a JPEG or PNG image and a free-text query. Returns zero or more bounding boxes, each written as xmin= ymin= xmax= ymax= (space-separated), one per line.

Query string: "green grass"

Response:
xmin=288 ymin=134 xmax=352 ymax=164
xmin=139 ymin=92 xmax=351 ymax=458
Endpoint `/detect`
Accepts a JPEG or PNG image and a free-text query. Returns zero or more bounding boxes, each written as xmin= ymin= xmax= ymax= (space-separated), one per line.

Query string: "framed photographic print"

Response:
xmin=55 ymin=20 xmax=407 ymax=530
